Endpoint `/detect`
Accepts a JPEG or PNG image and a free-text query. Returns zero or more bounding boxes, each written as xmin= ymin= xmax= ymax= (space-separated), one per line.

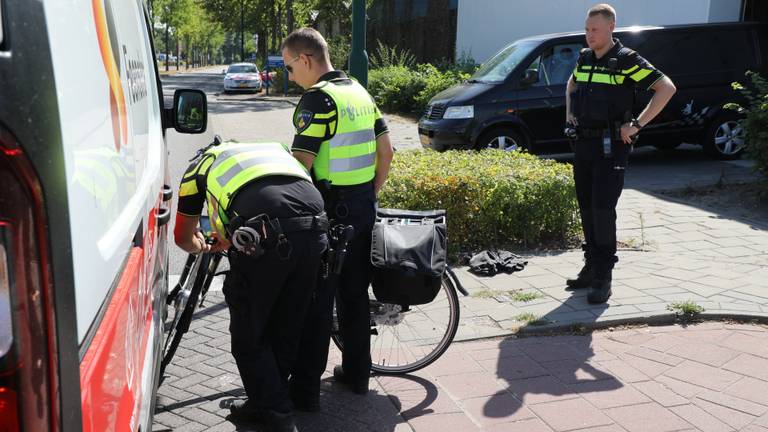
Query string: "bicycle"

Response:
xmin=330 ymin=210 xmax=469 ymax=375
xmin=160 ymin=214 xmax=469 ymax=380
xmin=160 ymin=216 xmax=224 ymax=382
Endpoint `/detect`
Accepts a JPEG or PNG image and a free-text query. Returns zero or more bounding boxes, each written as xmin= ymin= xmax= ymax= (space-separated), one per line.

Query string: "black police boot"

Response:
xmin=229 ymin=400 xmax=299 ymax=431
xmin=587 ymin=274 xmax=613 ymax=304
xmin=228 ymin=399 xmax=264 ymax=423
xmin=288 ymin=383 xmax=320 ymax=413
xmin=333 ymin=365 xmax=369 ymax=395
xmin=566 ymin=261 xmax=593 ymax=289
xmin=260 ymin=410 xmax=299 ymax=432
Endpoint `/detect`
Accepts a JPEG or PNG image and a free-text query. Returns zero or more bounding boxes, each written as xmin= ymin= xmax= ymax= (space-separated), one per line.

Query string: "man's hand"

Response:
xmin=208 ymin=232 xmax=231 ymax=253
xmin=192 ymin=231 xmax=211 ymax=254
xmin=566 ymin=112 xmax=579 ymax=127
xmin=620 ymin=124 xmax=640 ymax=144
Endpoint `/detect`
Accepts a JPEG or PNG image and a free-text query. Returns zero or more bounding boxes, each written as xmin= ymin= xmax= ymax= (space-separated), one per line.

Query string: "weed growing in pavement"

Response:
xmin=513 ymin=313 xmax=551 ymax=326
xmin=472 ymin=289 xmax=543 ymax=303
xmin=666 ymin=301 xmax=706 ymax=320
xmin=511 ymin=291 xmax=544 ymax=303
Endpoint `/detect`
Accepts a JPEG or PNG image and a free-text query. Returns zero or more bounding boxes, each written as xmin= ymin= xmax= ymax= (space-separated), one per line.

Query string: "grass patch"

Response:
xmin=472 ymin=289 xmax=543 ymax=303
xmin=513 ymin=313 xmax=551 ymax=326
xmin=471 ymin=289 xmax=502 ymax=299
xmin=666 ymin=301 xmax=705 ymax=319
xmin=511 ymin=291 xmax=544 ymax=302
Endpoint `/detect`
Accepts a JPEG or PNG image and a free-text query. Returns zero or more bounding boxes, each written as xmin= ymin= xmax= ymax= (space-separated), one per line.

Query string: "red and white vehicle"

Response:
xmin=0 ymin=1 xmax=205 ymax=431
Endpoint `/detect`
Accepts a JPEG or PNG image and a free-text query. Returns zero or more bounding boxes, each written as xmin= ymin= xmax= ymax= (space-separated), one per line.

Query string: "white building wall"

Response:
xmin=457 ymin=0 xmax=743 ymax=64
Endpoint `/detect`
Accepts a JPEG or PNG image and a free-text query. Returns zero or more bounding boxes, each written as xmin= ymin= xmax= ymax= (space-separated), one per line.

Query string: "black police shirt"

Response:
xmin=291 ymin=70 xmax=389 ymax=156
xmin=573 ymin=38 xmax=664 ymax=90
xmin=177 ymin=157 xmax=324 ymax=220
xmin=571 ymin=38 xmax=664 ymax=125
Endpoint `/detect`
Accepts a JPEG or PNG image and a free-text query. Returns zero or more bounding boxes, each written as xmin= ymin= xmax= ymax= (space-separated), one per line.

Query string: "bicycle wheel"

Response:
xmin=331 ymin=272 xmax=461 ymax=375
xmin=160 ymin=252 xmax=211 ymax=378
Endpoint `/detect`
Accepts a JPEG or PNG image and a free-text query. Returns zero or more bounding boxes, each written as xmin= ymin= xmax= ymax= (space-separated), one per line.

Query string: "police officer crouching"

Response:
xmin=174 ymin=138 xmax=328 ymax=432
xmin=280 ymin=28 xmax=394 ymax=411
xmin=565 ymin=3 xmax=676 ymax=303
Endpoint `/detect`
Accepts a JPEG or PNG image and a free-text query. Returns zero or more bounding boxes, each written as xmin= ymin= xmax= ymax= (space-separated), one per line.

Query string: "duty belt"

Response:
xmin=228 ymin=212 xmax=329 ymax=260
xmin=578 ymin=127 xmax=623 ymax=140
xmin=276 ymin=212 xmax=330 ymax=233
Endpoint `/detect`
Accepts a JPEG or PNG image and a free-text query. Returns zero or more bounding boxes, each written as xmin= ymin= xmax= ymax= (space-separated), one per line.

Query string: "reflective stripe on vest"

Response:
xmin=203 ymin=142 xmax=311 ymax=237
xmin=307 ymin=79 xmax=377 ymax=186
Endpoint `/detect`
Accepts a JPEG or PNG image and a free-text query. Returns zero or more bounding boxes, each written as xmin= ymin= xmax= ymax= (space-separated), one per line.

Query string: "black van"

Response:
xmin=418 ymin=22 xmax=767 ymax=159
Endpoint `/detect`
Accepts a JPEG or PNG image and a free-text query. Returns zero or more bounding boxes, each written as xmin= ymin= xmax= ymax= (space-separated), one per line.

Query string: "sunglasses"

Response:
xmin=285 ymin=53 xmax=313 ymax=73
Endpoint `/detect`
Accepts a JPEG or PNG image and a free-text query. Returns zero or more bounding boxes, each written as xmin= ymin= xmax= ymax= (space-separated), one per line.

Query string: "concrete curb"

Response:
xmin=512 ymin=311 xmax=768 ymax=337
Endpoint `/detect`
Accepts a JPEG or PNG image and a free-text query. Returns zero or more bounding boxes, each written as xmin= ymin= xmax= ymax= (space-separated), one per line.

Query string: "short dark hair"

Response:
xmin=282 ymin=28 xmax=329 ymax=63
xmin=588 ymin=3 xmax=617 ymax=22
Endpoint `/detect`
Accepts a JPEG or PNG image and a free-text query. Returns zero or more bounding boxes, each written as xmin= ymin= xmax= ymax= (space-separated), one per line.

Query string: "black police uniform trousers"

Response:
xmin=290 ymin=182 xmax=376 ymax=395
xmin=573 ymin=136 xmax=631 ymax=278
xmin=223 ymin=229 xmax=327 ymax=413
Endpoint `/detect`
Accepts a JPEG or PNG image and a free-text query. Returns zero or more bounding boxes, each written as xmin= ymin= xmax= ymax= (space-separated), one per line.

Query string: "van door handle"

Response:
xmin=162 ymin=184 xmax=173 ymax=202
xmin=157 ymin=206 xmax=171 ymax=227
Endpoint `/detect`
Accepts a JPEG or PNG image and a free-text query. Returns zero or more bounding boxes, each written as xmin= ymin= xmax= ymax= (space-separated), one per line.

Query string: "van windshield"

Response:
xmin=470 ymin=41 xmax=540 ymax=83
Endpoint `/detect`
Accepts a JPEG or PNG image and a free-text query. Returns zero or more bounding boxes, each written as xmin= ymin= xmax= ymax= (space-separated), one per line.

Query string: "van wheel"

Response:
xmin=477 ymin=127 xmax=527 ymax=152
xmin=703 ymin=112 xmax=745 ymax=160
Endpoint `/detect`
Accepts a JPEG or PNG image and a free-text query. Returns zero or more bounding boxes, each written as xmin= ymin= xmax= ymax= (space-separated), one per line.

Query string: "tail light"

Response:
xmin=0 ymin=130 xmax=58 ymax=432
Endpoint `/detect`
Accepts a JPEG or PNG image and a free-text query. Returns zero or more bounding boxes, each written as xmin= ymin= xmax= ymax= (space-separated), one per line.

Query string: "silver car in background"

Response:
xmin=223 ymin=62 xmax=262 ymax=93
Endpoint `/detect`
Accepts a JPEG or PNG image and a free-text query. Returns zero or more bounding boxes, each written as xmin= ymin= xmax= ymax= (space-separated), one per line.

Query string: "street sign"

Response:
xmin=267 ymin=55 xmax=284 ymax=68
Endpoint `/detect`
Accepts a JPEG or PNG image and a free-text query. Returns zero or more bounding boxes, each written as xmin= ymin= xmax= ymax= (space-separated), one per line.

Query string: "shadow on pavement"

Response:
xmin=483 ymin=333 xmax=622 ymax=419
xmin=551 ymin=144 xmax=757 ymax=189
xmin=385 ymin=374 xmax=440 ymax=419
xmin=294 ymin=378 xmax=407 ymax=432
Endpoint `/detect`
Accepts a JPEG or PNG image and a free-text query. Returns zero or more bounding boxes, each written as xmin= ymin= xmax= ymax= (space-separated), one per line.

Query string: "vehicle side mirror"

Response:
xmin=521 ymin=69 xmax=539 ymax=86
xmin=172 ymin=89 xmax=207 ymax=134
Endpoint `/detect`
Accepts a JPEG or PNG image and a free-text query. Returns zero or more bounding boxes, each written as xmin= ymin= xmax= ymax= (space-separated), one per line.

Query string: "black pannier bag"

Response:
xmin=370 ymin=208 xmax=447 ymax=306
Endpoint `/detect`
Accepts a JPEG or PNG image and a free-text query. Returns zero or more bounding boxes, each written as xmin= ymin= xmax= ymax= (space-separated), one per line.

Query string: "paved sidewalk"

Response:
xmin=153 ymin=295 xmax=768 ymax=432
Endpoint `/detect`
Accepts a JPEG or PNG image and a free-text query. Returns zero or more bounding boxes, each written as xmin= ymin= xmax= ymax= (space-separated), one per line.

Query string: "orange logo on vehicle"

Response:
xmin=91 ymin=0 xmax=128 ymax=152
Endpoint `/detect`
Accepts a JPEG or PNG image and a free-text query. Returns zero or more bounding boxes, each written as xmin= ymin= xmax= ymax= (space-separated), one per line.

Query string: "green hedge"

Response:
xmin=269 ymin=68 xmax=304 ymax=95
xmin=731 ymin=71 xmax=768 ymax=193
xmin=378 ymin=149 xmax=581 ymax=255
xmin=368 ymin=64 xmax=471 ymax=115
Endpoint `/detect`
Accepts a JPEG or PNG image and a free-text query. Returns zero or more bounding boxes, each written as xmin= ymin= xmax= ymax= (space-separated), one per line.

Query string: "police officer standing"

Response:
xmin=565 ymin=3 xmax=676 ymax=303
xmin=174 ymin=139 xmax=328 ymax=432
xmin=281 ymin=28 xmax=394 ymax=409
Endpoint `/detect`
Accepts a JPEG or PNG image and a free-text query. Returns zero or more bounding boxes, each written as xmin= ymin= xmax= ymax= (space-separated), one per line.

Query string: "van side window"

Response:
xmin=526 ymin=43 xmax=582 ymax=86
xmin=638 ymin=30 xmax=755 ymax=76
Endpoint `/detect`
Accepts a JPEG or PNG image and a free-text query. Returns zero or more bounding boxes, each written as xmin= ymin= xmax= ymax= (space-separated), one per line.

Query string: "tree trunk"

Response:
xmin=164 ymin=24 xmax=169 ymax=72
xmin=286 ymin=0 xmax=294 ymax=34
xmin=270 ymin=2 xmax=277 ymax=55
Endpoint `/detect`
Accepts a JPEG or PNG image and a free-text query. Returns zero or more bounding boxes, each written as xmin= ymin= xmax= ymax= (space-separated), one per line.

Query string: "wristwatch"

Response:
xmin=630 ymin=118 xmax=643 ymax=130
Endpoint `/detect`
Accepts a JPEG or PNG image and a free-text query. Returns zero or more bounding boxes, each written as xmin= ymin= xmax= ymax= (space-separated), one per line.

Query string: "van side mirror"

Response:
xmin=521 ymin=69 xmax=539 ymax=86
xmin=172 ymin=89 xmax=207 ymax=134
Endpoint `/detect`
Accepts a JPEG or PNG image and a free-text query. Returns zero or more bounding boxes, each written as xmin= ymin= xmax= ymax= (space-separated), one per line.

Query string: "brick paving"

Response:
xmin=153 ymin=298 xmax=768 ymax=431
